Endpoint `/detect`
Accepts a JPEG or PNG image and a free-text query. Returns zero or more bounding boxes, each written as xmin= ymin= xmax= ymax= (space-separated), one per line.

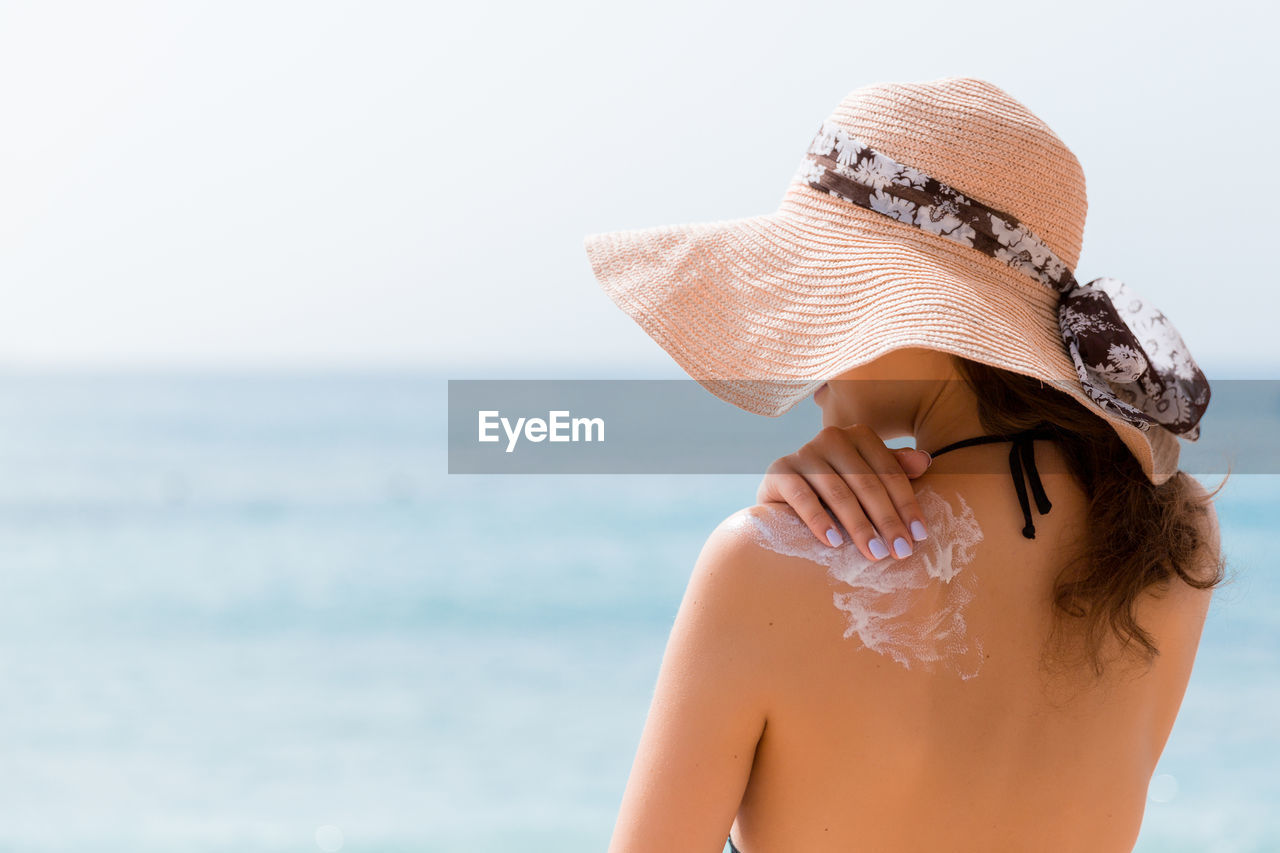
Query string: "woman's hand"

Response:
xmin=756 ymin=424 xmax=933 ymax=561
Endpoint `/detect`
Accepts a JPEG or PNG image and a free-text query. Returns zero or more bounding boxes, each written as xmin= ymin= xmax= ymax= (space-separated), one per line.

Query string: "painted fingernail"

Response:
xmin=893 ymin=537 xmax=912 ymax=558
xmin=825 ymin=527 xmax=843 ymax=547
xmin=911 ymin=520 xmax=928 ymax=541
xmin=868 ymin=538 xmax=889 ymax=560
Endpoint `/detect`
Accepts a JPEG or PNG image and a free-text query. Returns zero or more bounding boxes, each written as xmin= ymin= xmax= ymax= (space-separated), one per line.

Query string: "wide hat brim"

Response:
xmin=583 ymin=181 xmax=1180 ymax=485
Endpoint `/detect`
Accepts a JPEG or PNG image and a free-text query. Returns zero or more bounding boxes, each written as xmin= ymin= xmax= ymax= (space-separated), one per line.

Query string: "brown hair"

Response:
xmin=951 ymin=356 xmax=1229 ymax=680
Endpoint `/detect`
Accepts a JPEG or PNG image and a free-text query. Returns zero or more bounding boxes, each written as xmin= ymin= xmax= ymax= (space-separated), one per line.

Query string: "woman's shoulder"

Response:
xmin=704 ymin=490 xmax=986 ymax=578
xmin=694 ymin=495 xmax=987 ymax=632
xmin=710 ymin=503 xmax=855 ymax=565
xmin=689 ymin=504 xmax=862 ymax=634
xmin=698 ymin=494 xmax=996 ymax=683
xmin=692 ymin=504 xmax=837 ymax=599
xmin=674 ymin=507 xmax=844 ymax=697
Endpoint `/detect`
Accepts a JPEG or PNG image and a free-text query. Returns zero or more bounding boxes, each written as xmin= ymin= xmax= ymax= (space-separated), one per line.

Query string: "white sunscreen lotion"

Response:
xmin=735 ymin=485 xmax=987 ymax=679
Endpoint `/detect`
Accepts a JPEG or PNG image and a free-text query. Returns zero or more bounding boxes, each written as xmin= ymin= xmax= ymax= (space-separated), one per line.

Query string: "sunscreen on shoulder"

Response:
xmin=738 ymin=486 xmax=986 ymax=679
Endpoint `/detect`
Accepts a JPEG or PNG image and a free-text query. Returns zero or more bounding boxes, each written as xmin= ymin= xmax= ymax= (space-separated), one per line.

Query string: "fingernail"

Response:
xmin=868 ymin=538 xmax=889 ymax=560
xmin=893 ymin=537 xmax=912 ymax=558
xmin=910 ymin=520 xmax=928 ymax=541
xmin=921 ymin=450 xmax=933 ymax=466
xmin=825 ymin=527 xmax=843 ymax=547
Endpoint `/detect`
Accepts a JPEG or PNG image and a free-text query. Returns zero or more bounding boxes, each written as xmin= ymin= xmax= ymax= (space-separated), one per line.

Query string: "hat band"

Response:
xmin=798 ymin=120 xmax=1211 ymax=441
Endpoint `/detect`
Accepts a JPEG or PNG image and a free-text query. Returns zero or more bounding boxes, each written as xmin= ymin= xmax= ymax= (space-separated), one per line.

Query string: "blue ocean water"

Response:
xmin=0 ymin=373 xmax=1273 ymax=852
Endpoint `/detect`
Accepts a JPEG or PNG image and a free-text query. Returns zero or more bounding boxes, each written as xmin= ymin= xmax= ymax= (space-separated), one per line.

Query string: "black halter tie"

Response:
xmin=924 ymin=425 xmax=1063 ymax=540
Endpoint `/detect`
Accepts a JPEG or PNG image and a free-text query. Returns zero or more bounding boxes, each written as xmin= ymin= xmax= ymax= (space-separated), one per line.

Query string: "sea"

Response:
xmin=0 ymin=372 xmax=1273 ymax=852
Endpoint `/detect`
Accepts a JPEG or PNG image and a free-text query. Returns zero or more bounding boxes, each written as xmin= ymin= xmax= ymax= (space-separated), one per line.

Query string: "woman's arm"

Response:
xmin=606 ymin=512 xmax=781 ymax=853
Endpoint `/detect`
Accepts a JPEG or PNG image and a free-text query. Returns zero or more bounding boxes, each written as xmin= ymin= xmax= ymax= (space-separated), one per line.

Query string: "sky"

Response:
xmin=0 ymin=0 xmax=1275 ymax=376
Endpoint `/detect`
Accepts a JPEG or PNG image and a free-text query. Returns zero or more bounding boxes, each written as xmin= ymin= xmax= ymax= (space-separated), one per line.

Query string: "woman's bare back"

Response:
xmin=726 ymin=443 xmax=1215 ymax=853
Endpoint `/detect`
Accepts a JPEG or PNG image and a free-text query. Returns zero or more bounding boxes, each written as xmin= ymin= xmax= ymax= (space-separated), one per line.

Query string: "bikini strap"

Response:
xmin=925 ymin=425 xmax=1062 ymax=539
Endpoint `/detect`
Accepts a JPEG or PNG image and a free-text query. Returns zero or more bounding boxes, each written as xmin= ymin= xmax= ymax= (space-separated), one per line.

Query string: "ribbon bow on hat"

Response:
xmin=800 ymin=120 xmax=1211 ymax=441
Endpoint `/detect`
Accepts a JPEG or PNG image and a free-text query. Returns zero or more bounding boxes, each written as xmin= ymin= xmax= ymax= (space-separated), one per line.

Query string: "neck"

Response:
xmin=910 ymin=380 xmax=989 ymax=458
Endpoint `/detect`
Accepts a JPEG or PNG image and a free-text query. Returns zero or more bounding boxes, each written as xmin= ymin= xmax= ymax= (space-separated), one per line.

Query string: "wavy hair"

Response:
xmin=951 ymin=356 xmax=1229 ymax=680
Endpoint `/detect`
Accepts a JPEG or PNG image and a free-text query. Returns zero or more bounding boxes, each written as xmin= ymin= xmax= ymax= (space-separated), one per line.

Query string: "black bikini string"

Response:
xmin=927 ymin=425 xmax=1059 ymax=539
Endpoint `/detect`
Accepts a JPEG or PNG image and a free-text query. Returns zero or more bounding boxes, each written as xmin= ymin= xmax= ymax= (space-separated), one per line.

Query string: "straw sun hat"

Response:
xmin=582 ymin=76 xmax=1209 ymax=486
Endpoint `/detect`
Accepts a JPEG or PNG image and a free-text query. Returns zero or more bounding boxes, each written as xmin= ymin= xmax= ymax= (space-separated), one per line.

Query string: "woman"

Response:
xmin=583 ymin=77 xmax=1226 ymax=853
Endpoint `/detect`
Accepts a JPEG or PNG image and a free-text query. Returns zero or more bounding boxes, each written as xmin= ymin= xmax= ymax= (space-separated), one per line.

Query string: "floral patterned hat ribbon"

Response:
xmin=800 ymin=120 xmax=1210 ymax=441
